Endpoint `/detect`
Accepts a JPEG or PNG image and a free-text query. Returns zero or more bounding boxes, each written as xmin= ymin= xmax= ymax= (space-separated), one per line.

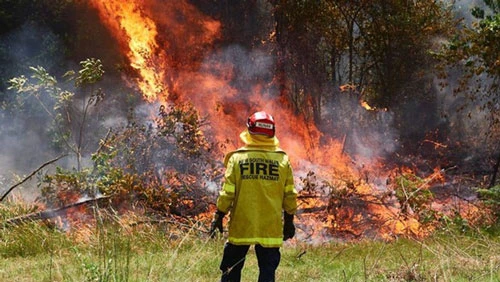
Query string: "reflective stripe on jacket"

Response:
xmin=216 ymin=131 xmax=298 ymax=247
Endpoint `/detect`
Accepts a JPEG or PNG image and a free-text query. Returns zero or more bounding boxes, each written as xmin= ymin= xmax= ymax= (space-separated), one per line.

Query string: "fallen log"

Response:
xmin=3 ymin=195 xmax=111 ymax=226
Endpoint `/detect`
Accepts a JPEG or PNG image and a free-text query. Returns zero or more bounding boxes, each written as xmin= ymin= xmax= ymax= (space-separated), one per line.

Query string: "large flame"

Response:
xmin=85 ymin=0 xmax=476 ymax=241
xmin=88 ymin=0 xmax=220 ymax=102
xmin=88 ymin=1 xmax=165 ymax=101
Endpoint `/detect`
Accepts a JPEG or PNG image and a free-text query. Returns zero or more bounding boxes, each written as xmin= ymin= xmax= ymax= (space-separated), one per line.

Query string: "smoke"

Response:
xmin=436 ymin=0 xmax=497 ymax=160
xmin=169 ymin=42 xmax=280 ymax=155
xmin=0 ymin=23 xmax=63 ymax=76
xmin=0 ymin=22 xmax=133 ymax=198
xmin=197 ymin=44 xmax=276 ymax=105
xmin=1 ymin=0 xmax=492 ymax=218
xmin=0 ymin=23 xmax=64 ymax=182
xmin=0 ymin=101 xmax=57 ymax=200
xmin=331 ymin=0 xmax=499 ymax=167
xmin=452 ymin=0 xmax=489 ymax=24
xmin=349 ymin=112 xmax=397 ymax=161
xmin=211 ymin=45 xmax=275 ymax=86
xmin=322 ymin=88 xmax=399 ymax=165
xmin=435 ymin=68 xmax=494 ymax=159
xmin=166 ymin=1 xmax=401 ymax=177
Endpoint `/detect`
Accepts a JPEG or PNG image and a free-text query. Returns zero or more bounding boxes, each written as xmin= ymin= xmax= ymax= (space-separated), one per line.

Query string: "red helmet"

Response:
xmin=247 ymin=111 xmax=275 ymax=137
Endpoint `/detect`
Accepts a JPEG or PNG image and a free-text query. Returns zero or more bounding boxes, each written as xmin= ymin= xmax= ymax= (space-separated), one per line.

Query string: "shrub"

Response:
xmin=38 ymin=103 xmax=224 ymax=222
xmin=478 ymin=185 xmax=500 ymax=220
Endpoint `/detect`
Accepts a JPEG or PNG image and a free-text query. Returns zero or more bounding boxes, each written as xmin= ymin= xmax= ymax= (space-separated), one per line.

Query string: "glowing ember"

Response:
xmin=359 ymin=100 xmax=387 ymax=112
xmin=361 ymin=100 xmax=375 ymax=111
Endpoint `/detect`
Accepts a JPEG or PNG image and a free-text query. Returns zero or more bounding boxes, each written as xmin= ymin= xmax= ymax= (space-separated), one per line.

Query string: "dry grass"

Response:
xmin=1 ymin=202 xmax=500 ymax=281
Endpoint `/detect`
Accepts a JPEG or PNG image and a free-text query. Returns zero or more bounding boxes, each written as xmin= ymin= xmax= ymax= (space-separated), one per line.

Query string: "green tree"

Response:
xmin=273 ymin=0 xmax=349 ymax=124
xmin=273 ymin=0 xmax=455 ymax=137
xmin=440 ymin=1 xmax=500 ymax=123
xmin=8 ymin=58 xmax=105 ymax=170
xmin=437 ymin=1 xmax=500 ymax=186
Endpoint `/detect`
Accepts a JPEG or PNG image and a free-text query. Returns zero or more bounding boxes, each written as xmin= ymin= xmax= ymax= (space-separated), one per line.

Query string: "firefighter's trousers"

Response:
xmin=220 ymin=242 xmax=280 ymax=282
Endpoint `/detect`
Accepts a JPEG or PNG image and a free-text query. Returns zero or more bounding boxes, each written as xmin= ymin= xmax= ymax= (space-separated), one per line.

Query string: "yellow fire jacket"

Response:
xmin=216 ymin=130 xmax=298 ymax=247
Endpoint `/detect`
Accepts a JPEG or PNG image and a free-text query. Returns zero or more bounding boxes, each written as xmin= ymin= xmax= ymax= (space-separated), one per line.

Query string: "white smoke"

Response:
xmin=451 ymin=0 xmax=489 ymax=25
xmin=0 ymin=22 xmax=133 ymax=199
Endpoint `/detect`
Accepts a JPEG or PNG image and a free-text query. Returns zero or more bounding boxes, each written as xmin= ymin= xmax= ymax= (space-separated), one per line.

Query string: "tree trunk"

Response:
xmin=489 ymin=150 xmax=500 ymax=188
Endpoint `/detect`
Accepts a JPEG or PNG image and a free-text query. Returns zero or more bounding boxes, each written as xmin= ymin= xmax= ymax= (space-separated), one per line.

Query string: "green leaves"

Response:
xmin=30 ymin=66 xmax=57 ymax=86
xmin=7 ymin=75 xmax=28 ymax=92
xmin=393 ymin=172 xmax=434 ymax=216
xmin=8 ymin=66 xmax=57 ymax=94
xmin=6 ymin=58 xmax=107 ymax=170
xmin=478 ymin=185 xmax=500 ymax=217
xmin=471 ymin=7 xmax=485 ymax=19
xmin=76 ymin=58 xmax=104 ymax=86
xmin=436 ymin=0 xmax=500 ymax=139
xmin=156 ymin=103 xmax=210 ymax=158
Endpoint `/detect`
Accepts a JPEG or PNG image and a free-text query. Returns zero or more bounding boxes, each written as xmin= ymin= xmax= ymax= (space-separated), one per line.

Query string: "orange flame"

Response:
xmin=87 ymin=0 xmax=345 ymax=168
xmin=360 ymin=100 xmax=375 ymax=111
xmin=88 ymin=0 xmax=220 ymax=102
xmin=88 ymin=1 xmax=166 ymax=101
xmin=360 ymin=100 xmax=387 ymax=112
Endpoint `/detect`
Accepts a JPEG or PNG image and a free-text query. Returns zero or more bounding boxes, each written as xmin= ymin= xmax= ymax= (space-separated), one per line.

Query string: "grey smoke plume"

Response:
xmin=0 ymin=23 xmax=131 ymax=198
xmin=0 ymin=23 xmax=64 ymax=179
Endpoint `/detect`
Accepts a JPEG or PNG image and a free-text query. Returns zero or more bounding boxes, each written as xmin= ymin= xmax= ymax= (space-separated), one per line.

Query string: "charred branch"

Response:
xmin=3 ymin=195 xmax=110 ymax=226
xmin=0 ymin=154 xmax=67 ymax=202
xmin=299 ymin=206 xmax=328 ymax=214
xmin=129 ymin=218 xmax=210 ymax=234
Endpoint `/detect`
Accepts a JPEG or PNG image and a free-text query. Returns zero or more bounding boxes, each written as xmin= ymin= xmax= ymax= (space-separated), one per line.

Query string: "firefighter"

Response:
xmin=210 ymin=111 xmax=298 ymax=282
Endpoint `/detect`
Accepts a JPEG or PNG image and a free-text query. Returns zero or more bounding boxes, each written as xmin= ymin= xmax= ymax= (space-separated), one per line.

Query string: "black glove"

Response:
xmin=210 ymin=210 xmax=225 ymax=238
xmin=283 ymin=212 xmax=295 ymax=241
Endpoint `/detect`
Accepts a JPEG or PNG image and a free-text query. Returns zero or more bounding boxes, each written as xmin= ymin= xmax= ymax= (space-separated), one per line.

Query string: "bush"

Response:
xmin=392 ymin=170 xmax=434 ymax=217
xmin=38 ymin=103 xmax=224 ymax=221
xmin=478 ymin=185 xmax=500 ymax=219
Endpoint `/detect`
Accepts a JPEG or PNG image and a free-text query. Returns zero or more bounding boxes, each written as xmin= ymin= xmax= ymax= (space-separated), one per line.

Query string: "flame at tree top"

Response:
xmin=87 ymin=0 xmax=328 ymax=164
xmin=88 ymin=0 xmax=220 ymax=102
xmin=88 ymin=0 xmax=165 ymax=101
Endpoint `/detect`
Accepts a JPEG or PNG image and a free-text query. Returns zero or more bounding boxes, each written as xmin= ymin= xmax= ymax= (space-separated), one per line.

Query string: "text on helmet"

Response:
xmin=255 ymin=122 xmax=274 ymax=129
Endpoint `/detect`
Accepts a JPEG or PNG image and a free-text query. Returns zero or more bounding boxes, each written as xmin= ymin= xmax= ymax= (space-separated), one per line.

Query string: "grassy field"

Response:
xmin=1 ymin=217 xmax=500 ymax=282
